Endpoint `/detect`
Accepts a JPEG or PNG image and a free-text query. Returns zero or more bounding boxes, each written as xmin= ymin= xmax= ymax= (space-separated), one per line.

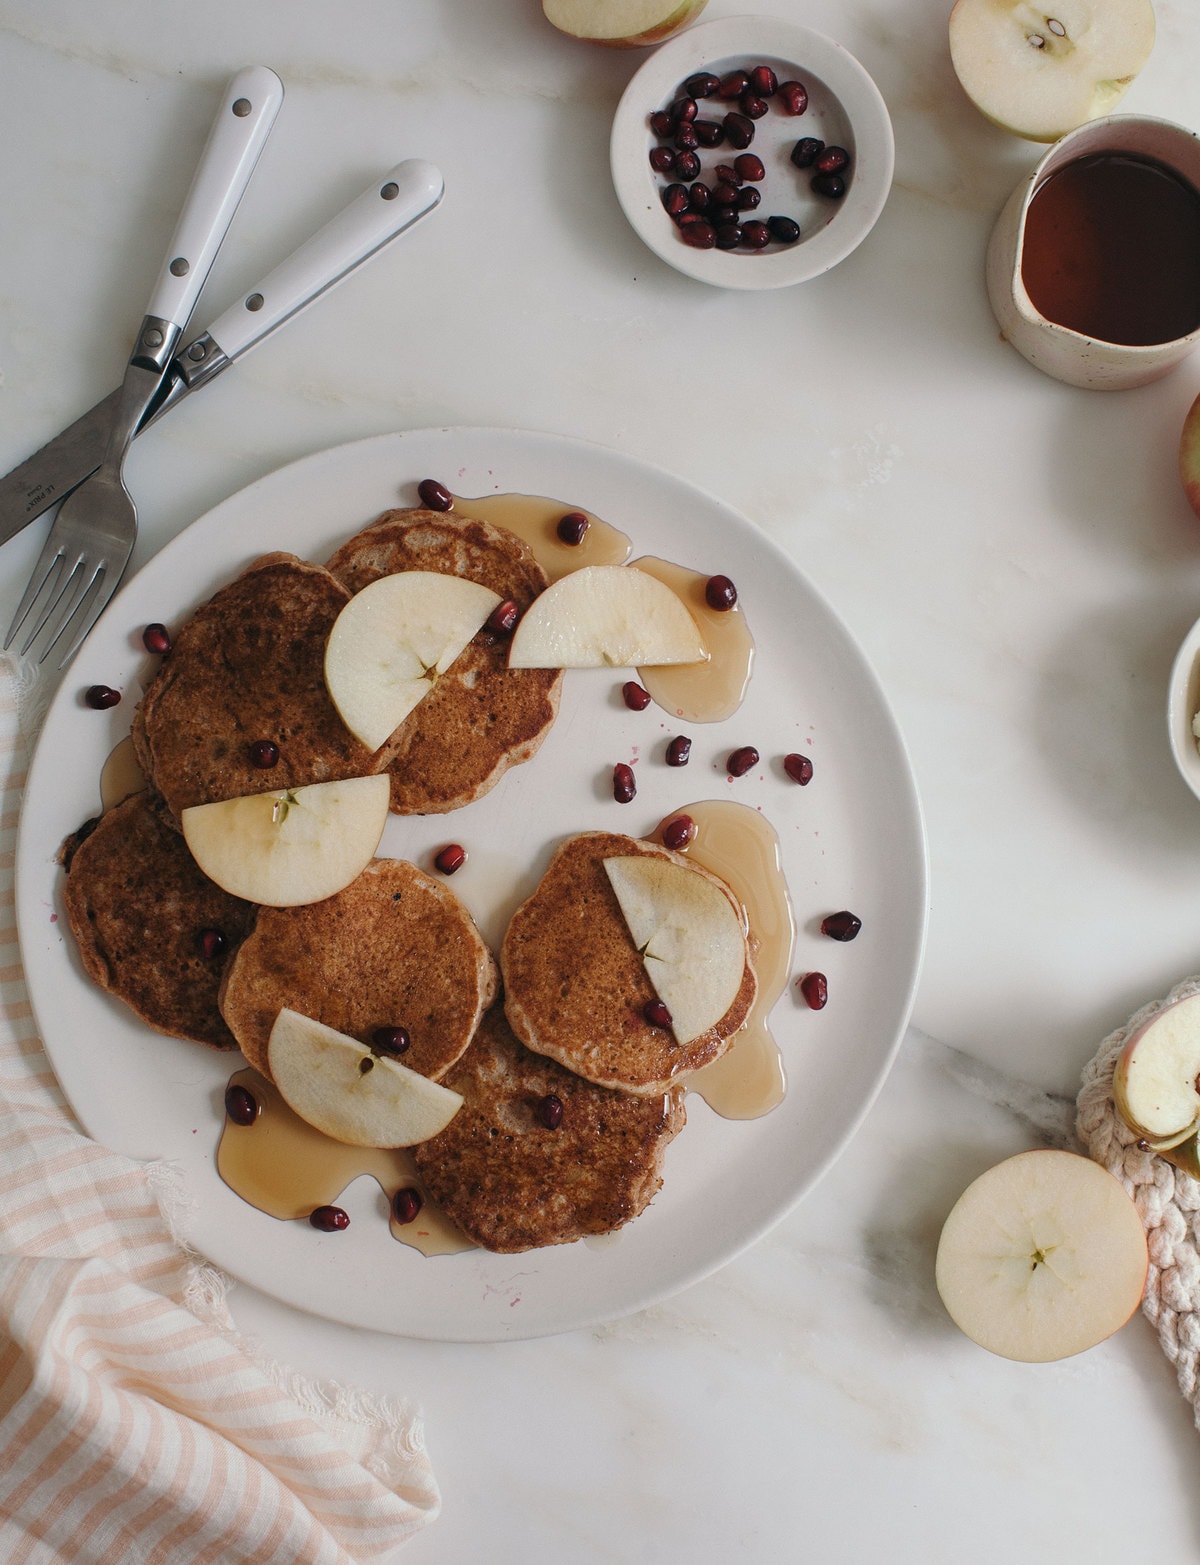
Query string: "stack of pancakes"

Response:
xmin=63 ymin=507 xmax=755 ymax=1252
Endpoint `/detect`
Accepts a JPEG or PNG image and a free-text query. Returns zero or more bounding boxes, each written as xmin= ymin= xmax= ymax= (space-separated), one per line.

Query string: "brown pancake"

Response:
xmin=500 ymin=831 xmax=757 ymax=1096
xmin=218 ymin=857 xmax=498 ymax=1082
xmin=325 ymin=508 xmax=562 ymax=814
xmin=411 ymin=1002 xmax=686 ymax=1252
xmin=61 ymin=791 xmax=255 ymax=1049
xmin=131 ymin=552 xmax=378 ymax=820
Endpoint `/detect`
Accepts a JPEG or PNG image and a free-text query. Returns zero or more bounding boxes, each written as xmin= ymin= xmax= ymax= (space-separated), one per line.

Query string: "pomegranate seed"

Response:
xmin=537 ymin=1093 xmax=564 ymax=1130
xmin=644 ymin=998 xmax=673 ymax=1029
xmin=768 ymin=215 xmax=802 ymax=245
xmin=434 ymin=843 xmax=466 ymax=874
xmin=717 ymin=70 xmax=750 ymax=100
xmin=613 ymin=762 xmax=637 ymax=802
xmin=778 ymin=80 xmax=809 ymax=115
xmin=723 ymin=113 xmax=755 ymax=149
xmin=142 ymin=622 xmax=171 ymax=655
xmin=812 ymin=172 xmax=847 ymax=199
xmin=392 ymin=1187 xmax=424 ymax=1224
xmin=85 ymin=685 xmax=121 ymax=709
xmin=815 ymin=146 xmax=850 ymax=173
xmin=714 ymin=163 xmax=742 ymax=186
xmin=373 ymin=1025 xmax=411 ymax=1055
xmin=662 ymin=813 xmax=696 ymax=850
xmin=673 ymin=150 xmax=701 ymax=181
xmin=790 ymin=137 xmax=824 ymax=169
xmin=670 ymin=95 xmax=698 ymax=123
xmin=822 ymin=910 xmax=862 ymax=942
xmin=737 ymin=186 xmax=762 ymax=212
xmin=694 ymin=119 xmax=724 ymax=147
xmin=784 ymin=752 xmax=814 ymax=785
xmin=749 ymin=64 xmax=778 ymax=96
xmin=485 ymin=599 xmax=520 ymax=635
xmin=715 ymin=223 xmax=742 ymax=250
xmin=666 ymin=734 xmax=692 ymax=766
xmin=556 ymin=511 xmax=589 ymax=545
xmin=622 ymin=680 xmax=651 ymax=711
xmin=662 ymin=183 xmax=690 ymax=216
xmin=674 ymin=123 xmax=699 ymax=152
xmin=727 ymin=745 xmax=759 ymax=777
xmin=689 ymin=182 xmax=713 ymax=212
xmin=712 ymin=179 xmax=740 ymax=207
xmin=224 ymin=1084 xmax=258 ymax=1126
xmin=680 ymin=219 xmax=716 ymax=249
xmin=417 ymin=478 xmax=453 ymax=511
xmin=309 ymin=1205 xmax=350 ymax=1232
xmin=649 ymin=146 xmax=674 ymax=173
xmin=649 ymin=109 xmax=674 ymax=136
xmin=734 ymin=152 xmax=765 ymax=182
xmin=711 ymin=205 xmax=739 ymax=226
xmin=740 ymin=93 xmax=769 ymax=119
xmin=198 ymin=928 xmax=227 ymax=960
xmin=685 ymin=71 xmax=720 ymax=98
xmin=799 ymin=972 xmax=828 ymax=1010
xmin=249 ymin=738 xmax=279 ymax=768
xmin=705 ymin=575 xmax=738 ymax=610
xmin=740 ymin=220 xmax=771 ymax=251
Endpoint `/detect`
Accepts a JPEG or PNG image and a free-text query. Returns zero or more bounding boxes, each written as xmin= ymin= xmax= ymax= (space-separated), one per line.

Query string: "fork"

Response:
xmin=4 ymin=64 xmax=282 ymax=667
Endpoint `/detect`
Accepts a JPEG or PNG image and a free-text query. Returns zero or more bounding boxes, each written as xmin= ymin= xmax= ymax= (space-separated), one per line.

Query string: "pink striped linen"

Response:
xmin=0 ymin=656 xmax=440 ymax=1563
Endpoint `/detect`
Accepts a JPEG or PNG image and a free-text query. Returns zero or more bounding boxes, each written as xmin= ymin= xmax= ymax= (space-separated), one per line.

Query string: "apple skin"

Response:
xmin=1111 ymin=991 xmax=1200 ymax=1146
xmin=1179 ymin=391 xmax=1200 ymax=520
xmin=542 ymin=0 xmax=707 ymax=47
xmin=1158 ymin=1135 xmax=1200 ymax=1180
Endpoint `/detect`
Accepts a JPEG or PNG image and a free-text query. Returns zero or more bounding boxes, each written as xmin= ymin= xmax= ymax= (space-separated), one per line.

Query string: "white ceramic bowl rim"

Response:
xmin=610 ymin=14 xmax=895 ymax=291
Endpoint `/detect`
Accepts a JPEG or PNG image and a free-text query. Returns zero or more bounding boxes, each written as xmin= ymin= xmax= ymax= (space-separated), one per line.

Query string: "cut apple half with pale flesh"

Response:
xmin=508 ymin=565 xmax=708 ymax=669
xmin=948 ymin=0 xmax=1155 ymax=143
xmin=935 ymin=1148 xmax=1148 ymax=1362
xmin=543 ymin=0 xmax=707 ymax=48
xmin=1112 ymin=991 xmax=1200 ymax=1147
xmin=325 ymin=570 xmax=502 ymax=751
xmin=182 ymin=775 xmax=389 ymax=908
xmin=267 ymin=1008 xmax=463 ymax=1148
xmin=604 ymin=854 xmax=746 ymax=1044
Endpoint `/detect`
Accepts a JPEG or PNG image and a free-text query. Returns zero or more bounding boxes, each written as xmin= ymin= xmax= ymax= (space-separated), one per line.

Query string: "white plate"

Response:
xmin=16 ymin=426 xmax=927 ymax=1341
xmin=610 ymin=15 xmax=894 ymax=289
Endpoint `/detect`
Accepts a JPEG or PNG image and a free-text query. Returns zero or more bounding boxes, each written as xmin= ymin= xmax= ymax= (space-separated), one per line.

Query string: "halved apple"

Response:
xmin=603 ymin=854 xmax=746 ymax=1043
xmin=267 ymin=1008 xmax=463 ymax=1147
xmin=948 ymin=0 xmax=1155 ymax=143
xmin=508 ymin=566 xmax=708 ymax=669
xmin=182 ymin=775 xmax=389 ymax=907
xmin=543 ymin=0 xmax=707 ymax=48
xmin=1112 ymin=991 xmax=1200 ymax=1148
xmin=935 ymin=1148 xmax=1148 ymax=1362
xmin=325 ymin=571 xmax=502 ymax=751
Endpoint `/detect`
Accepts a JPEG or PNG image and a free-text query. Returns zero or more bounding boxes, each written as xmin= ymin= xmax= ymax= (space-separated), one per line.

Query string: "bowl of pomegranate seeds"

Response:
xmin=610 ymin=14 xmax=894 ymax=289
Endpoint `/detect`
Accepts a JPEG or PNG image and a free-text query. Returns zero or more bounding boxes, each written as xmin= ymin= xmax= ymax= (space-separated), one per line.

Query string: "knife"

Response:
xmin=0 ymin=157 xmax=444 ymax=550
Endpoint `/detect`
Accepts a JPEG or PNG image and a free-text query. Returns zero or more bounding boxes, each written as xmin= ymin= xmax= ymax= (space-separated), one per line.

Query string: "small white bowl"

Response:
xmin=610 ymin=14 xmax=894 ymax=290
xmin=1168 ymin=614 xmax=1200 ymax=801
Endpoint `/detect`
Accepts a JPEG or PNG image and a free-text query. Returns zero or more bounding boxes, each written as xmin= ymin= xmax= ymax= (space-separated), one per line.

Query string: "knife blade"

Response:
xmin=0 ymin=158 xmax=443 ymax=550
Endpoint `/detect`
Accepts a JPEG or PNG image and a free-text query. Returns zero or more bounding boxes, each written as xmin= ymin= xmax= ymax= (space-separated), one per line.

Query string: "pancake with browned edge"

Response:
xmin=219 ymin=857 xmax=498 ymax=1082
xmin=325 ymin=508 xmax=561 ymax=814
xmin=500 ymin=831 xmax=756 ymax=1096
xmin=412 ymin=1002 xmax=686 ymax=1251
xmin=61 ymin=791 xmax=255 ymax=1049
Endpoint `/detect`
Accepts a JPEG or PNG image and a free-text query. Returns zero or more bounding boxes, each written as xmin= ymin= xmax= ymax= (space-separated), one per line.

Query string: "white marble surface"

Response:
xmin=4 ymin=0 xmax=1200 ymax=1558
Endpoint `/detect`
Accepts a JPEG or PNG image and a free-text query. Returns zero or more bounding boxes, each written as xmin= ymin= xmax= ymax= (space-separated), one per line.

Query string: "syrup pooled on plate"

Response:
xmin=651 ymin=800 xmax=795 ymax=1119
xmin=450 ymin=491 xmax=632 ymax=580
xmin=635 ymin=558 xmax=755 ymax=724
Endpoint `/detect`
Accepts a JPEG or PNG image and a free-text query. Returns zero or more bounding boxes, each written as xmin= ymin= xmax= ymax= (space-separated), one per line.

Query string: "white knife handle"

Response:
xmin=143 ymin=65 xmax=283 ymax=337
xmin=190 ymin=159 xmax=444 ymax=368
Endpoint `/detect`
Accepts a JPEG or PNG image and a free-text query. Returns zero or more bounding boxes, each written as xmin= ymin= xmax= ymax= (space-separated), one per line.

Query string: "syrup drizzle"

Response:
xmin=634 ymin=557 xmax=755 ymax=724
xmin=100 ymin=737 xmax=146 ymax=810
xmin=449 ymin=491 xmax=632 ymax=580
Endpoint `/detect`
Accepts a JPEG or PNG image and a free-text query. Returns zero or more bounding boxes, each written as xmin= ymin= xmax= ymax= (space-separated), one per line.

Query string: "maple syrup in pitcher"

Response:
xmin=1020 ymin=152 xmax=1200 ymax=346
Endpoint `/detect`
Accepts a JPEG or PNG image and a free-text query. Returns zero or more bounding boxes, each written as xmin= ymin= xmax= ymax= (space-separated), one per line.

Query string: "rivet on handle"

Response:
xmin=232 ymin=98 xmax=252 ymax=117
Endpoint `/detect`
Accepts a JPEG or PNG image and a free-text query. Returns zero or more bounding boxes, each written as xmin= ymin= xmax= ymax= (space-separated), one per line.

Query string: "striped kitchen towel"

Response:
xmin=0 ymin=653 xmax=440 ymax=1564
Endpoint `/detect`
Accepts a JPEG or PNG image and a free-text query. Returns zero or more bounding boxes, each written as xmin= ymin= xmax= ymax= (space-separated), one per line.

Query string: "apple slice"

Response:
xmin=603 ymin=854 xmax=746 ymax=1044
xmin=1111 ymin=991 xmax=1200 ymax=1147
xmin=949 ymin=0 xmax=1155 ymax=143
xmin=508 ymin=566 xmax=708 ymax=669
xmin=543 ymin=0 xmax=707 ymax=48
xmin=325 ymin=570 xmax=502 ymax=751
xmin=935 ymin=1148 xmax=1147 ymax=1362
xmin=267 ymin=1008 xmax=463 ymax=1147
xmin=182 ymin=775 xmax=389 ymax=908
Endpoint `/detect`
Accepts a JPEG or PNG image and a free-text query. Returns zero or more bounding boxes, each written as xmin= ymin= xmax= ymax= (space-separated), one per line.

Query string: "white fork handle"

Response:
xmin=199 ymin=159 xmax=444 ymax=362
xmin=144 ymin=65 xmax=283 ymax=335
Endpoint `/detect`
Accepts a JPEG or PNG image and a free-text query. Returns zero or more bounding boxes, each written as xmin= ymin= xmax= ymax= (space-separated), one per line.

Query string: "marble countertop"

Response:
xmin=4 ymin=0 xmax=1200 ymax=1557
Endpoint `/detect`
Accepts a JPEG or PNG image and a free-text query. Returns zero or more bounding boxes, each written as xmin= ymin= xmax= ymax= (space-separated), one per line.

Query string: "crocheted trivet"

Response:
xmin=1077 ymin=976 xmax=1200 ymax=1416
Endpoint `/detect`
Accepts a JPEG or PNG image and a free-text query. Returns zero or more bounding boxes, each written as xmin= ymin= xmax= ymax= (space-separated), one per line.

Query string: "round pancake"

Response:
xmin=325 ymin=509 xmax=562 ymax=814
xmin=412 ymin=1002 xmax=686 ymax=1252
xmin=132 ymin=552 xmax=379 ymax=820
xmin=218 ymin=857 xmax=498 ymax=1082
xmin=61 ymin=791 xmax=256 ymax=1049
xmin=500 ymin=831 xmax=757 ymax=1095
